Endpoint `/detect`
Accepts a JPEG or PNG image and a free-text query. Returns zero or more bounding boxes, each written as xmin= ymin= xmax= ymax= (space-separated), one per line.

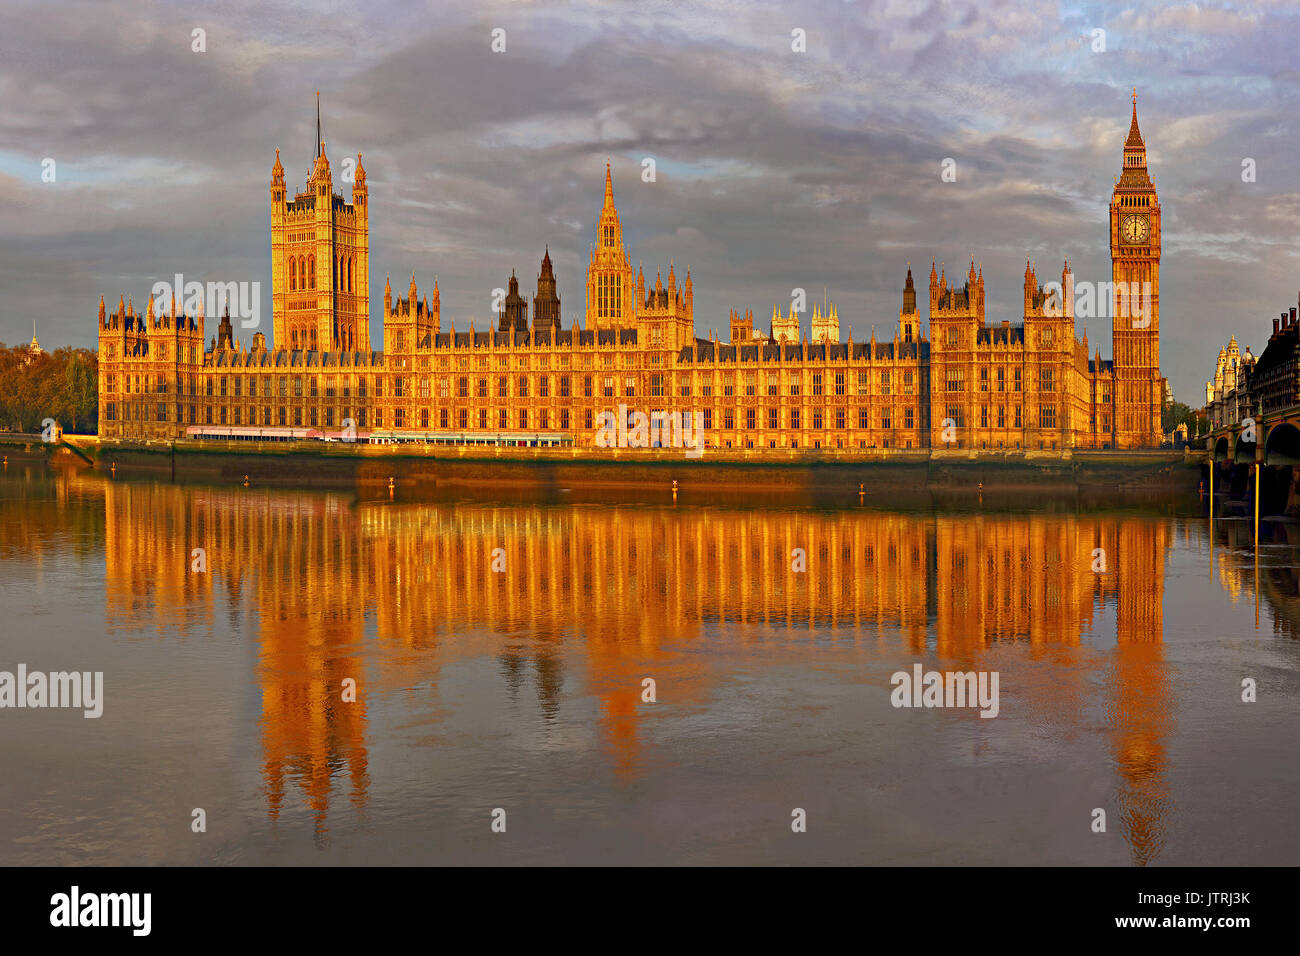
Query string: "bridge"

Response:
xmin=1204 ymin=411 xmax=1300 ymax=520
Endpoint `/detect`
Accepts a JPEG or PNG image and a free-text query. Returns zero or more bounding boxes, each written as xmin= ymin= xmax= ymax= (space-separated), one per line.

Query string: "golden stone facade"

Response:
xmin=97 ymin=98 xmax=1165 ymax=451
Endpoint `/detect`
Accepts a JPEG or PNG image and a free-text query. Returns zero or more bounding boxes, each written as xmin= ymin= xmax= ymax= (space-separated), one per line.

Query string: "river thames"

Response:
xmin=1 ymin=462 xmax=1297 ymax=866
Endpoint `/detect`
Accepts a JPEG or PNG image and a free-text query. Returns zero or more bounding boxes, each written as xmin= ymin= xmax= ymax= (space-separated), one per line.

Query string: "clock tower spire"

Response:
xmin=1109 ymin=88 xmax=1163 ymax=448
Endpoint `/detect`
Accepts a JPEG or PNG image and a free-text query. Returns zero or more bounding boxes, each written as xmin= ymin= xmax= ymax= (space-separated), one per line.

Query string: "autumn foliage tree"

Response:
xmin=0 ymin=343 xmax=99 ymax=434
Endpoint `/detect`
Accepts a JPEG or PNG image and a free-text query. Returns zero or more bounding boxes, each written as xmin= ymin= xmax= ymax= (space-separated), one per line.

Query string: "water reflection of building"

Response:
xmin=1107 ymin=519 xmax=1171 ymax=866
xmin=103 ymin=482 xmax=369 ymax=843
xmin=96 ymin=478 xmax=1173 ymax=860
xmin=1205 ymin=517 xmax=1300 ymax=640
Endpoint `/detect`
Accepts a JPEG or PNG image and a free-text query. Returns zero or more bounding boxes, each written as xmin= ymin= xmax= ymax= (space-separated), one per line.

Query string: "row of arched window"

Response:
xmin=289 ymin=256 xmax=315 ymax=291
xmin=335 ymin=254 xmax=355 ymax=293
xmin=287 ymin=254 xmax=357 ymax=293
xmin=283 ymin=328 xmax=360 ymax=352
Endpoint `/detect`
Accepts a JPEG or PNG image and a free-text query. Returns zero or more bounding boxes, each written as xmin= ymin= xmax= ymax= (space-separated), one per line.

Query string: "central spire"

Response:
xmin=1125 ymin=87 xmax=1144 ymax=149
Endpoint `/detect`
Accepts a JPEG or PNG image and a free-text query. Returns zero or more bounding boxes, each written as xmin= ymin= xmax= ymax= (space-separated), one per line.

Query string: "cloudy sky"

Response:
xmin=2 ymin=0 xmax=1298 ymax=402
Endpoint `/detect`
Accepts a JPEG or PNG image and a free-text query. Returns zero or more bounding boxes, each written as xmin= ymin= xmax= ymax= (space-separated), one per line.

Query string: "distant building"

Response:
xmin=22 ymin=321 xmax=44 ymax=366
xmin=1205 ymin=334 xmax=1256 ymax=430
xmin=769 ymin=305 xmax=799 ymax=344
xmin=811 ymin=301 xmax=840 ymax=344
xmin=763 ymin=300 xmax=840 ymax=345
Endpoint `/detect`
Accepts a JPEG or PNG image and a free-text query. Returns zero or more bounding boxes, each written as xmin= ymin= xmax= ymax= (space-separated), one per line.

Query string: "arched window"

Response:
xmin=348 ymin=257 xmax=354 ymax=293
xmin=289 ymin=259 xmax=296 ymax=291
xmin=309 ymin=256 xmax=316 ymax=289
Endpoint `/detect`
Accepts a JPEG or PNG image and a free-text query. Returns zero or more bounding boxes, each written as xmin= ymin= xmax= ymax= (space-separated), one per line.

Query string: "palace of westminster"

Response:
xmin=96 ymin=96 xmax=1166 ymax=451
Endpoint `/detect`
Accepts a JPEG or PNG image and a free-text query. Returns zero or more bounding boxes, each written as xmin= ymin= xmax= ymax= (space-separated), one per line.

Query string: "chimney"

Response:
xmin=1275 ymin=317 xmax=1281 ymax=335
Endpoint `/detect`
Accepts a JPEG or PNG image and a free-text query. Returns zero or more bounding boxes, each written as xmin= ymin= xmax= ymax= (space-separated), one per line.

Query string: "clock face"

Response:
xmin=1120 ymin=214 xmax=1150 ymax=245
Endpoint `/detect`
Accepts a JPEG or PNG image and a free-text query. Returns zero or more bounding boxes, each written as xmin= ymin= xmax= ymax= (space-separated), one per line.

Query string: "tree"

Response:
xmin=1163 ymin=400 xmax=1191 ymax=433
xmin=0 ymin=342 xmax=98 ymax=434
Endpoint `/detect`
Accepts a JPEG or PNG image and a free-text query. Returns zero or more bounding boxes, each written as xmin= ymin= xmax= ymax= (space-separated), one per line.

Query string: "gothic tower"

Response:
xmin=771 ymin=305 xmax=799 ymax=343
xmin=730 ymin=308 xmax=755 ymax=344
xmin=1110 ymin=90 xmax=1162 ymax=448
xmin=926 ymin=259 xmax=984 ymax=447
xmin=499 ymin=270 xmax=529 ymax=332
xmin=383 ymin=273 xmax=438 ymax=356
xmin=533 ymin=248 xmax=561 ymax=332
xmin=585 ymin=162 xmax=635 ymax=330
xmin=270 ymin=96 xmax=370 ymax=353
xmin=810 ymin=297 xmax=840 ymax=343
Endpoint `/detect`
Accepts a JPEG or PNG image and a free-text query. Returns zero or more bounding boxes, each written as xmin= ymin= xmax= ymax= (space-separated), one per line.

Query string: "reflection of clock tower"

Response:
xmin=1110 ymin=90 xmax=1163 ymax=448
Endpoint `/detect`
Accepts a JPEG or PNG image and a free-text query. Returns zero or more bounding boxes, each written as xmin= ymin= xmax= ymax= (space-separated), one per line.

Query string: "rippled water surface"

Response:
xmin=1 ymin=463 xmax=1297 ymax=865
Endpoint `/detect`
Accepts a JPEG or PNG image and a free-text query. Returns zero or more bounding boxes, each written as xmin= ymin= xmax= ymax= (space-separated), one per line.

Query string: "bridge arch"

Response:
xmin=1265 ymin=422 xmax=1300 ymax=466
xmin=1233 ymin=432 xmax=1257 ymax=464
xmin=1213 ymin=435 xmax=1231 ymax=462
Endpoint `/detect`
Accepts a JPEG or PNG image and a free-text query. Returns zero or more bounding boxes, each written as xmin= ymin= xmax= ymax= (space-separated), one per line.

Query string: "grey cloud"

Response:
xmin=2 ymin=0 xmax=1299 ymax=401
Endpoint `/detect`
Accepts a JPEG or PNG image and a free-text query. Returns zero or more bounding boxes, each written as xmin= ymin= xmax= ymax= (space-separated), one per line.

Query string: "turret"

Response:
xmin=270 ymin=147 xmax=285 ymax=202
xmin=1061 ymin=259 xmax=1073 ymax=320
xmin=899 ymin=266 xmax=918 ymax=344
xmin=310 ymin=142 xmax=332 ymax=194
xmin=352 ymin=153 xmax=366 ymax=206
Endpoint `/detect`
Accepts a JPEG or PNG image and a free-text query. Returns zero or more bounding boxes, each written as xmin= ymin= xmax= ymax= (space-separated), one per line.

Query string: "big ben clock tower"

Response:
xmin=1110 ymin=89 xmax=1163 ymax=448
